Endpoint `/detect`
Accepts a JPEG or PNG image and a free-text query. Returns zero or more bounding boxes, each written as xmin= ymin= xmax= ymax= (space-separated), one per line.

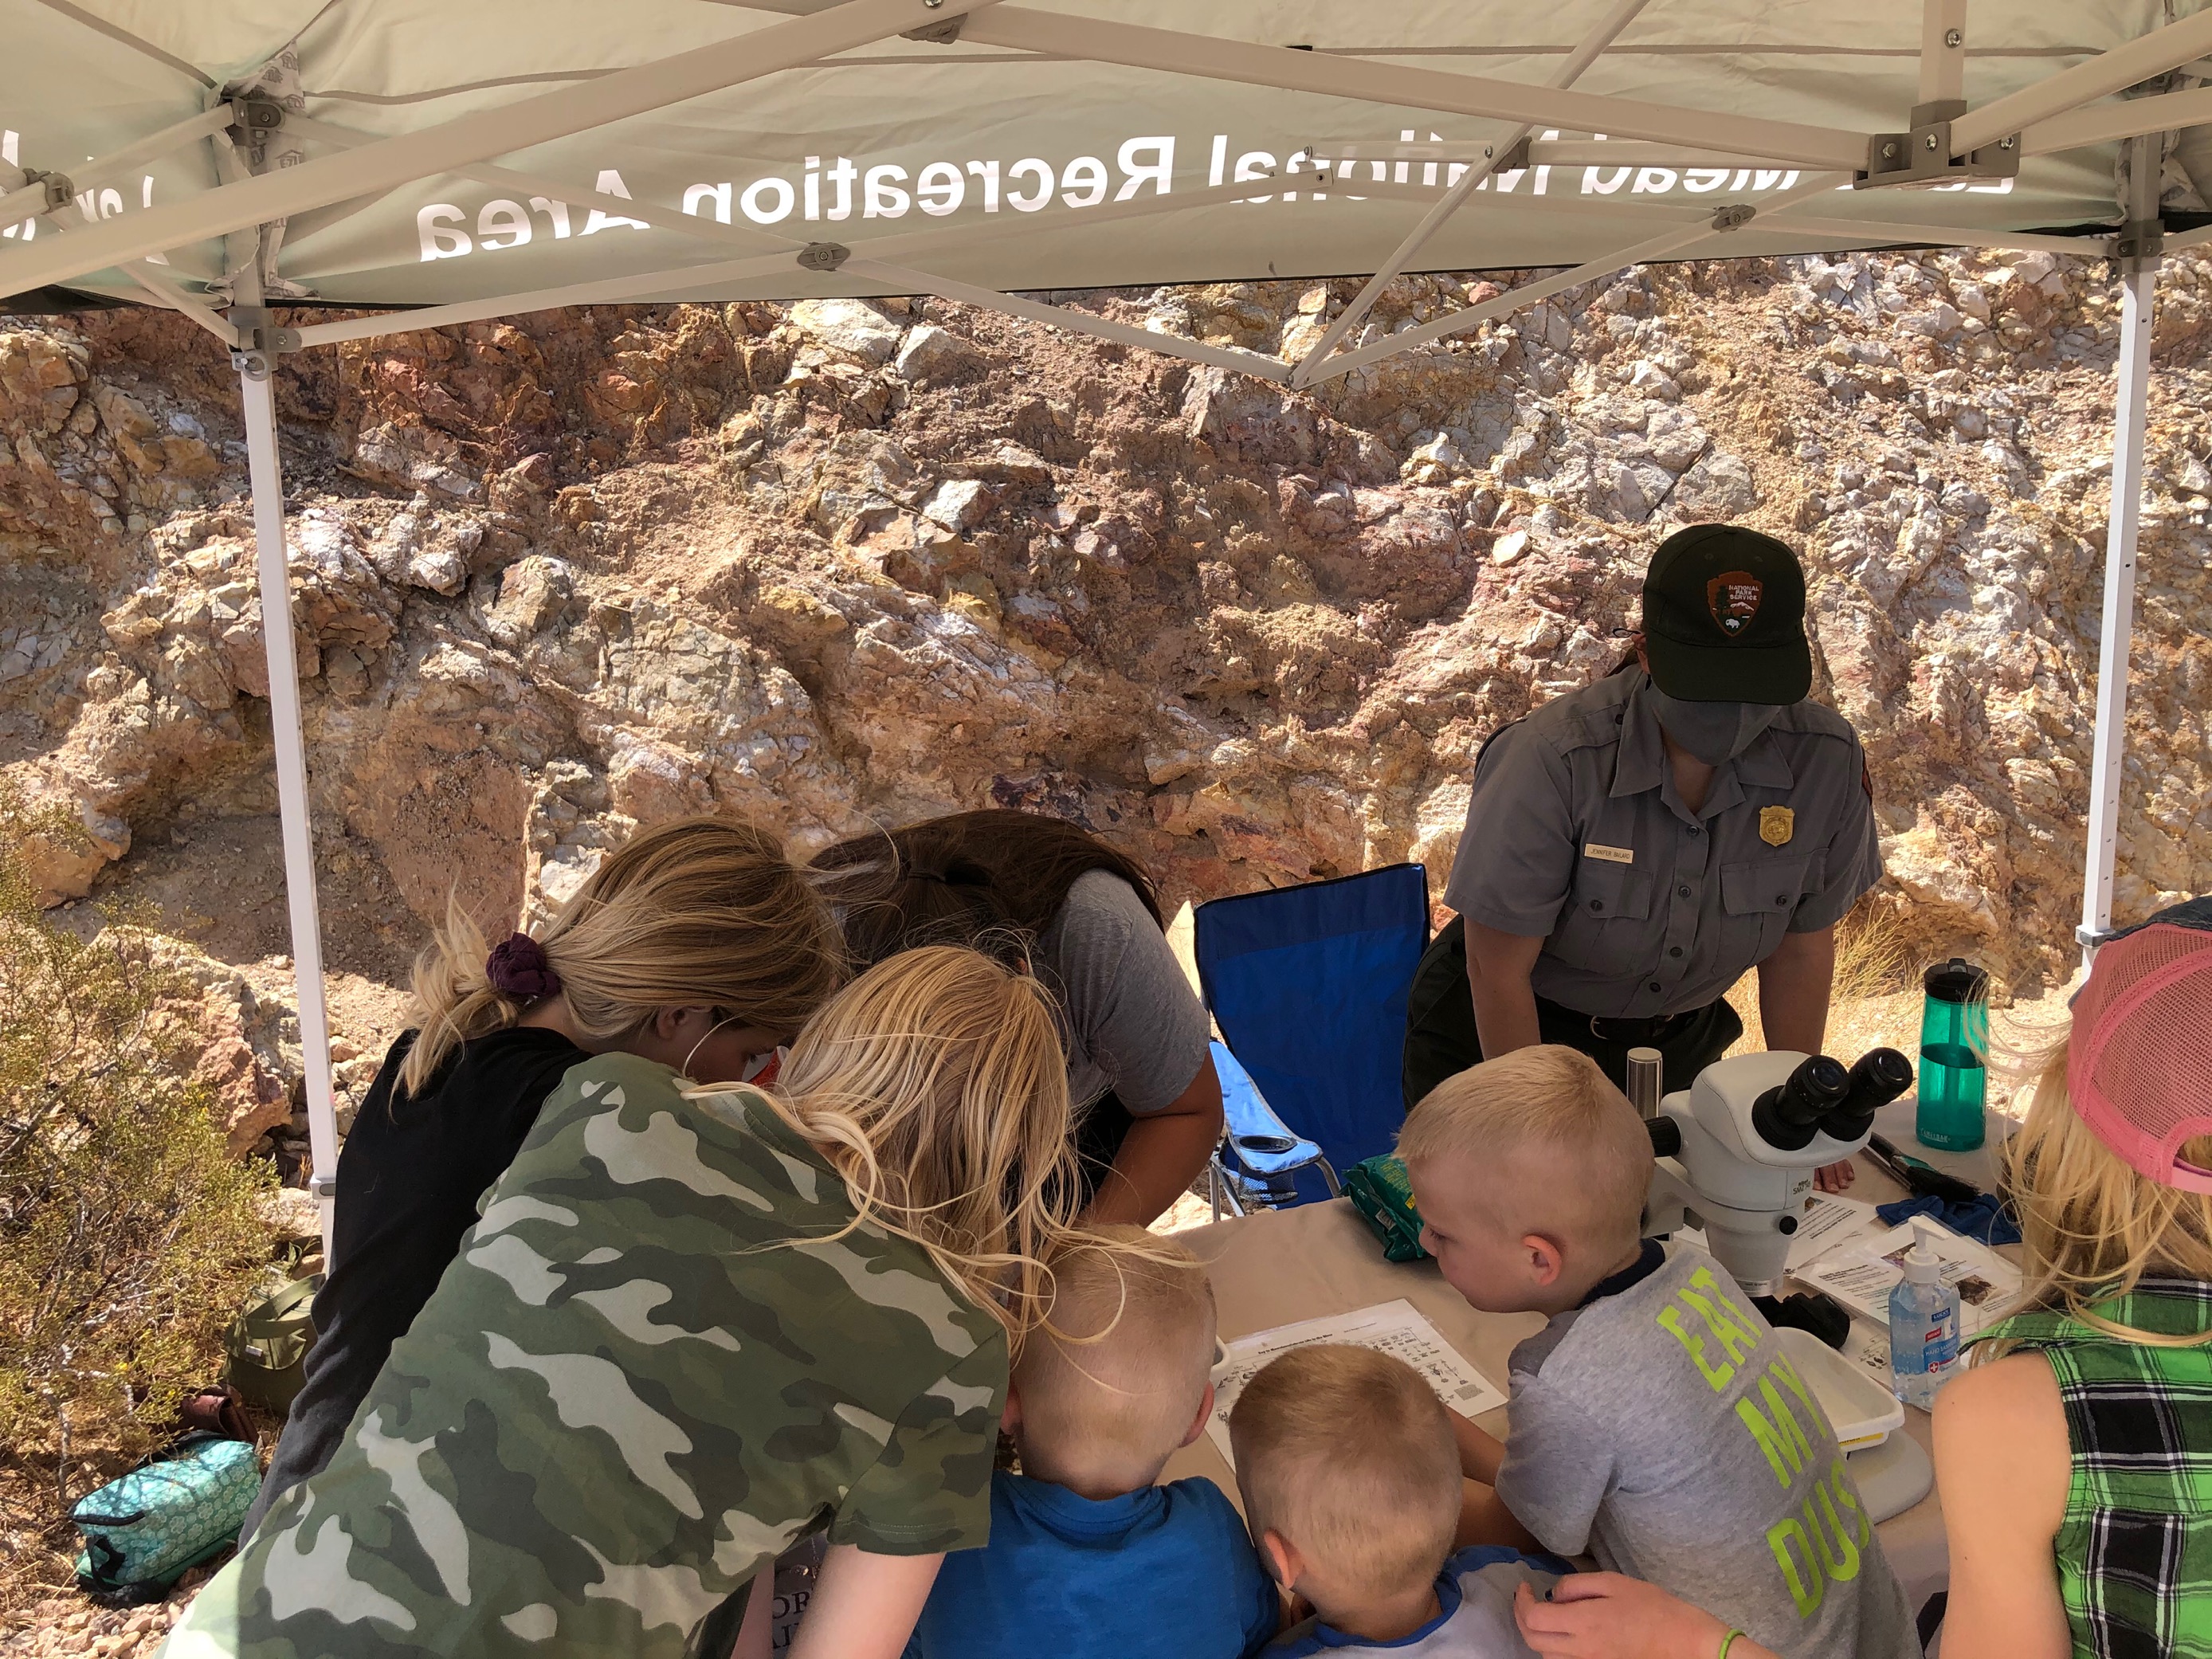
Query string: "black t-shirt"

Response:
xmin=241 ymin=1025 xmax=587 ymax=1537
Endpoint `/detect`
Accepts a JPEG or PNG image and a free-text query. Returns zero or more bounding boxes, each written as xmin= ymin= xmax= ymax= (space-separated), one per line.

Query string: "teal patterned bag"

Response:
xmin=73 ymin=1433 xmax=260 ymax=1603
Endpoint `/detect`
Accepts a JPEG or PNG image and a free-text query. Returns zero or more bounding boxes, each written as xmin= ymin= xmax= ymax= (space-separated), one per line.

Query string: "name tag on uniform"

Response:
xmin=1583 ymin=843 xmax=1635 ymax=865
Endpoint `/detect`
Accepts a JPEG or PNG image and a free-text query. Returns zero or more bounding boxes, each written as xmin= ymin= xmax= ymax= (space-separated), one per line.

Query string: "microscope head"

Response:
xmin=1643 ymin=1045 xmax=1913 ymax=1294
xmin=1680 ymin=1047 xmax=1914 ymax=1168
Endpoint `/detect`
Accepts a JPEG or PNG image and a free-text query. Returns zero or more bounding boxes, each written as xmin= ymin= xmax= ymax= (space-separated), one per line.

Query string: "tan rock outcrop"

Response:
xmin=6 ymin=249 xmax=2212 ymax=1008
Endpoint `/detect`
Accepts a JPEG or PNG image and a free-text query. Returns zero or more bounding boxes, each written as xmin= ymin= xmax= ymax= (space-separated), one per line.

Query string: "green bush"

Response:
xmin=0 ymin=782 xmax=273 ymax=1594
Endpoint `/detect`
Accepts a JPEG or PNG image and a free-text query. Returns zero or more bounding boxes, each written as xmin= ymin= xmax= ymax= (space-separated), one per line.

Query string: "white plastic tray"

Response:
xmin=1777 ymin=1326 xmax=1907 ymax=1450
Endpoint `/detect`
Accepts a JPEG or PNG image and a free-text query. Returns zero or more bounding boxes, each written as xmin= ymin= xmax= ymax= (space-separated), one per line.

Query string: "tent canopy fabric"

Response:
xmin=5 ymin=1 xmax=2211 ymax=331
xmin=2 ymin=1 xmax=2202 ymax=1253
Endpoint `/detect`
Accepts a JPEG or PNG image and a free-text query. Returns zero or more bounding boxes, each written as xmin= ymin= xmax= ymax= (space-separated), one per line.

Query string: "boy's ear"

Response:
xmin=1520 ymin=1233 xmax=1567 ymax=1288
xmin=1179 ymin=1380 xmax=1215 ymax=1449
xmin=1259 ymin=1528 xmax=1304 ymax=1591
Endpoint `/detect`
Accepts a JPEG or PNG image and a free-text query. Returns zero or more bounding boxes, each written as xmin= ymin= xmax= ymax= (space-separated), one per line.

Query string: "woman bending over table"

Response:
xmin=167 ymin=945 xmax=1103 ymax=1659
xmin=812 ymin=809 xmax=1222 ymax=1226
xmin=1510 ymin=896 xmax=2212 ymax=1659
xmin=242 ymin=814 xmax=846 ymax=1538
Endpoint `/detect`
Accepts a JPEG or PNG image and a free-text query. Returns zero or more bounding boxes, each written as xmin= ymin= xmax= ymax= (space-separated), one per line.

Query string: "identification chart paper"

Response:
xmin=1204 ymin=1299 xmax=1507 ymax=1468
xmin=1793 ymin=1220 xmax=2025 ymax=1336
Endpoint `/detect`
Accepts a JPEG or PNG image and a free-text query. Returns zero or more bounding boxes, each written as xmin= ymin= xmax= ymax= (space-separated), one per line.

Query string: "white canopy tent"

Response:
xmin=3 ymin=0 xmax=2206 ymax=1252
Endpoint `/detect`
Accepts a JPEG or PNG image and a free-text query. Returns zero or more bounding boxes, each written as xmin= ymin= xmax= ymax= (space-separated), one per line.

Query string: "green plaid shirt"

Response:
xmin=1979 ymin=1279 xmax=2212 ymax=1659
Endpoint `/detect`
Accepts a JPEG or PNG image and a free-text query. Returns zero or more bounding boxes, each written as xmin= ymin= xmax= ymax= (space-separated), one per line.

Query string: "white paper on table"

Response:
xmin=1784 ymin=1194 xmax=1883 ymax=1273
xmin=1204 ymin=1299 xmax=1507 ymax=1469
xmin=1793 ymin=1221 xmax=2023 ymax=1335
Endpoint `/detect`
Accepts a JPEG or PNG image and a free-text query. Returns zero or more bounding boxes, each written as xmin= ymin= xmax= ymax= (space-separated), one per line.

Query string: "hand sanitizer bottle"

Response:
xmin=1888 ymin=1221 xmax=1961 ymax=1409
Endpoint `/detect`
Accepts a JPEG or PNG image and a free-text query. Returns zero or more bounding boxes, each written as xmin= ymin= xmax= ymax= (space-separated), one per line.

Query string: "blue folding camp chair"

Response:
xmin=1206 ymin=1040 xmax=1332 ymax=1217
xmin=1196 ymin=863 xmax=1431 ymax=1212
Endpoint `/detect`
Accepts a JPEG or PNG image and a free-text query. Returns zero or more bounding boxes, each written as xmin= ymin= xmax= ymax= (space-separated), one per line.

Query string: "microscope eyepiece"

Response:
xmin=1751 ymin=1054 xmax=1851 ymax=1151
xmin=1822 ymin=1047 xmax=1914 ymax=1141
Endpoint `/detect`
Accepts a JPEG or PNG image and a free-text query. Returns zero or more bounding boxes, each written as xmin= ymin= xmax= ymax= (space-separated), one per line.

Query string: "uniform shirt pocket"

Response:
xmin=1551 ymin=859 xmax=1655 ymax=971
xmin=1720 ymin=856 xmax=1817 ymax=966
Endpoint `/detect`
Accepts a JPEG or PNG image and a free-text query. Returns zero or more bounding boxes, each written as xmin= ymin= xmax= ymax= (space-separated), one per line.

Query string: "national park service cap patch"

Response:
xmin=1641 ymin=524 xmax=1811 ymax=704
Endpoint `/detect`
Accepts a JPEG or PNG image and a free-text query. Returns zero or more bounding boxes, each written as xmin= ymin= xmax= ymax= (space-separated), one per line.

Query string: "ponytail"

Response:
xmin=399 ymin=815 xmax=846 ymax=1099
xmin=402 ymin=904 xmax=532 ymax=1096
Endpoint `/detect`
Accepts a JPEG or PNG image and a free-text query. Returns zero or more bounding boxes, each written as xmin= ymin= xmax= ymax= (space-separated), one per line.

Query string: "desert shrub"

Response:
xmin=0 ymin=782 xmax=272 ymax=1595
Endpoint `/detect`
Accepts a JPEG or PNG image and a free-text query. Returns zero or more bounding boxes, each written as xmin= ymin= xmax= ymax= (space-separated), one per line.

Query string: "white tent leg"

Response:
xmin=237 ymin=362 xmax=340 ymax=1258
xmin=2081 ymin=140 xmax=2163 ymax=966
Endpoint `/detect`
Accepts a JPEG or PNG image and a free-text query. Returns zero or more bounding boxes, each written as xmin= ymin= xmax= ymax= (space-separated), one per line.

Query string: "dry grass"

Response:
xmin=1724 ymin=904 xmax=2074 ymax=1123
xmin=1725 ymin=904 xmax=1920 ymax=1063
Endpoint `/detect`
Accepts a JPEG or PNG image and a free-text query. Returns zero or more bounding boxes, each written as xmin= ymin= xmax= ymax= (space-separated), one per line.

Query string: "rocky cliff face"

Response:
xmin=5 ymin=248 xmax=2210 ymax=1056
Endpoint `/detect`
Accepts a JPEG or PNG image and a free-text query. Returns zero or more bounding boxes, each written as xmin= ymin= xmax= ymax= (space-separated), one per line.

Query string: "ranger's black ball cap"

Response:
xmin=1641 ymin=523 xmax=1813 ymax=705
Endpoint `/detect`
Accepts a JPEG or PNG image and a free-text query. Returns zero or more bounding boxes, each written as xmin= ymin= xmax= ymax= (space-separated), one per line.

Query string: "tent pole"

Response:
xmin=1919 ymin=0 xmax=1968 ymax=106
xmin=2081 ymin=135 xmax=2163 ymax=966
xmin=237 ymin=355 xmax=341 ymax=1259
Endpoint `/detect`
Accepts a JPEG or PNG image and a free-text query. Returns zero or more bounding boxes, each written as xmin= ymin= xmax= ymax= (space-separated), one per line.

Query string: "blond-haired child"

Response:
xmin=1230 ymin=1343 xmax=1567 ymax=1655
xmin=1516 ymin=903 xmax=2212 ymax=1659
xmin=904 ymin=1225 xmax=1277 ymax=1659
xmin=1399 ymin=1045 xmax=1916 ymax=1659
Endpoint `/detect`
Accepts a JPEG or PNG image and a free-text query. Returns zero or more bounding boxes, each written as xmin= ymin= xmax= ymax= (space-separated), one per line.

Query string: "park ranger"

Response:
xmin=1402 ymin=524 xmax=1881 ymax=1184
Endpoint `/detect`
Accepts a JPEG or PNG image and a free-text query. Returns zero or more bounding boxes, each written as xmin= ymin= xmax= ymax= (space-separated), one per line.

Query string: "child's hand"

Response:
xmin=1512 ymin=1575 xmax=1772 ymax=1659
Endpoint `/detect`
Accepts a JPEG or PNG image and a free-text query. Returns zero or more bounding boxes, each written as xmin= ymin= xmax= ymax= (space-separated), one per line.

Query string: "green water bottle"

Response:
xmin=1916 ymin=958 xmax=1990 ymax=1151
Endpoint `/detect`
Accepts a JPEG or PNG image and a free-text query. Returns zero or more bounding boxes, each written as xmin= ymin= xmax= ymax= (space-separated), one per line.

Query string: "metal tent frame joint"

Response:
xmin=228 ymin=304 xmax=300 ymax=370
xmin=798 ymin=241 xmax=853 ymax=271
xmin=22 ymin=170 xmax=73 ymax=211
xmin=1710 ymin=202 xmax=1756 ymax=232
xmin=1858 ymin=107 xmax=2019 ymax=190
xmin=2113 ymin=218 xmax=2167 ymax=262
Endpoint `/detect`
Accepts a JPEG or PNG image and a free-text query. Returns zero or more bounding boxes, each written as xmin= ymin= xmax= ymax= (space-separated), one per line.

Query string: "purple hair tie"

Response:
xmin=486 ymin=932 xmax=560 ymax=998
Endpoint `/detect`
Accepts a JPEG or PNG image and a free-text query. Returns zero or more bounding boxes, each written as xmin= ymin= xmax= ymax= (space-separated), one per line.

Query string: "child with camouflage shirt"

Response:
xmin=164 ymin=947 xmax=1086 ymax=1659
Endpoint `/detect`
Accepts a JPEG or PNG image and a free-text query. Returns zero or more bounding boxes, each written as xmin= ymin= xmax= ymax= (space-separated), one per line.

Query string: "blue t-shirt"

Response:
xmin=1266 ymin=1547 xmax=1571 ymax=1657
xmin=906 ymin=1469 xmax=1279 ymax=1659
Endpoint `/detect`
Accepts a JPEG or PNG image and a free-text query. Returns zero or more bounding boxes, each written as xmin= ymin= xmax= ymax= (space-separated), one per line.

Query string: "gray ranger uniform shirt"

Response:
xmin=1496 ymin=1241 xmax=1918 ymax=1659
xmin=1441 ymin=668 xmax=1881 ymax=1019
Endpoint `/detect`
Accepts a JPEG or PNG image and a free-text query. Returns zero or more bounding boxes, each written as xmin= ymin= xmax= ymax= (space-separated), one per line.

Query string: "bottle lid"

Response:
xmin=1902 ymin=1221 xmax=1943 ymax=1284
xmin=1924 ymin=957 xmax=1990 ymax=1004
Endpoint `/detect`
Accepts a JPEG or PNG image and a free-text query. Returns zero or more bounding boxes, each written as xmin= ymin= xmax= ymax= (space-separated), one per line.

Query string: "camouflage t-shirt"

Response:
xmin=165 ymin=1054 xmax=1007 ymax=1659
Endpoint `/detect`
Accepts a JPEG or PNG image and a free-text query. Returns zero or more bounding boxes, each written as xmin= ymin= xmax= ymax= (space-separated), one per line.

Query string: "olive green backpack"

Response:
xmin=222 ymin=1271 xmax=321 ymax=1414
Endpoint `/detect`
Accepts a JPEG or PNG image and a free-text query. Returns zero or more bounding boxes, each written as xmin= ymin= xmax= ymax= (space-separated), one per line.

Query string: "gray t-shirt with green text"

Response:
xmin=1495 ymin=1243 xmax=1916 ymax=1659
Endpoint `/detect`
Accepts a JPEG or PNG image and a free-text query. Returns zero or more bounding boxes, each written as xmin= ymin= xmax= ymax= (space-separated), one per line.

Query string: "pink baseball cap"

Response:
xmin=2070 ymin=898 xmax=2212 ymax=1191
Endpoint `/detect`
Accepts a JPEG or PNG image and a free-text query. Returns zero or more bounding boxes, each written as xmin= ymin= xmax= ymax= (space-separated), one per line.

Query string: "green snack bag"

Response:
xmin=1344 ymin=1154 xmax=1430 ymax=1262
xmin=224 ymin=1269 xmax=320 ymax=1414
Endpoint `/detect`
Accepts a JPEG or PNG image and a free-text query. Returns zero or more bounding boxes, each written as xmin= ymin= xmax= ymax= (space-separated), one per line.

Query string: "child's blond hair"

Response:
xmin=757 ymin=945 xmax=1082 ymax=1355
xmin=1398 ymin=1045 xmax=1652 ymax=1256
xmin=1983 ymin=1039 xmax=2212 ymax=1355
xmin=404 ymin=814 xmax=844 ymax=1096
xmin=1229 ymin=1345 xmax=1461 ymax=1594
xmin=1014 ymin=1226 xmax=1217 ymax=1484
